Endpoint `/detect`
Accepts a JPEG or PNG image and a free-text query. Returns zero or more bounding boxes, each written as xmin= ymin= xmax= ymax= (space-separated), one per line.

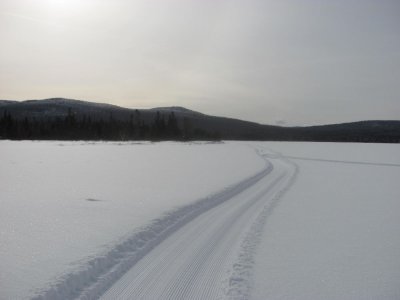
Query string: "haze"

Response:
xmin=1 ymin=0 xmax=399 ymax=125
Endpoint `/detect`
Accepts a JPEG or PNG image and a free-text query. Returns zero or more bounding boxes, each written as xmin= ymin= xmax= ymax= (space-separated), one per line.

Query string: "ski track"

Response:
xmin=33 ymin=146 xmax=297 ymax=300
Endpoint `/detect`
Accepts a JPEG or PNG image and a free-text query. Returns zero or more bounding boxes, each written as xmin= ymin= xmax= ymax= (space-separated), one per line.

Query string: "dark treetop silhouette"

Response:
xmin=1 ymin=98 xmax=399 ymax=143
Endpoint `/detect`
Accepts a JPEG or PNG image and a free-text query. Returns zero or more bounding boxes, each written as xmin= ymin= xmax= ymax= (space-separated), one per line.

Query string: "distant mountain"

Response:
xmin=0 ymin=98 xmax=399 ymax=142
xmin=0 ymin=98 xmax=202 ymax=123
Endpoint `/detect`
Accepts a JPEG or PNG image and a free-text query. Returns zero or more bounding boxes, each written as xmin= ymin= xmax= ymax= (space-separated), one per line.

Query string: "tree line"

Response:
xmin=0 ymin=109 xmax=221 ymax=141
xmin=1 ymin=108 xmax=398 ymax=142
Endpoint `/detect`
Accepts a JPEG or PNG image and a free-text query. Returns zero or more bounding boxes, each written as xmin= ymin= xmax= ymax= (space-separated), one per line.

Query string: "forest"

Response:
xmin=1 ymin=104 xmax=399 ymax=143
xmin=0 ymin=109 xmax=221 ymax=141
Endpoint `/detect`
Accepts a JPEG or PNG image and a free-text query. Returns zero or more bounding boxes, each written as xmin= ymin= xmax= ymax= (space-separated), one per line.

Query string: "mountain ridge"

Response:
xmin=1 ymin=98 xmax=399 ymax=142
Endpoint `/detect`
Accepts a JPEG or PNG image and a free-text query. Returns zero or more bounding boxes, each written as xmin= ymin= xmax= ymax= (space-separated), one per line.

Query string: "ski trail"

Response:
xmin=100 ymin=147 xmax=297 ymax=300
xmin=33 ymin=147 xmax=273 ymax=300
xmin=284 ymin=155 xmax=400 ymax=167
xmin=225 ymin=146 xmax=299 ymax=299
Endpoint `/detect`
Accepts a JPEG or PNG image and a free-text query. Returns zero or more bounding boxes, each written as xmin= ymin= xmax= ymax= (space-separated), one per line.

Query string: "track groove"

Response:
xmin=100 ymin=147 xmax=297 ymax=300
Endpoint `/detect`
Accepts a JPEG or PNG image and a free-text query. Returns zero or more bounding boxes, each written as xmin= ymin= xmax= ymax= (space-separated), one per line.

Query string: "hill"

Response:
xmin=0 ymin=98 xmax=399 ymax=142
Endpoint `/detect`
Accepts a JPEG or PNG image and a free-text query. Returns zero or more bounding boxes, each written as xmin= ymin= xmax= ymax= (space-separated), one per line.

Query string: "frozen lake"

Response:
xmin=1 ymin=141 xmax=399 ymax=299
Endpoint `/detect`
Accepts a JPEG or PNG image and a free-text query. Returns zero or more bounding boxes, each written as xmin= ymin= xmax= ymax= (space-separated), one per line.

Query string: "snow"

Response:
xmin=98 ymin=154 xmax=278 ymax=300
xmin=0 ymin=141 xmax=263 ymax=299
xmin=1 ymin=141 xmax=399 ymax=299
xmin=251 ymin=142 xmax=400 ymax=300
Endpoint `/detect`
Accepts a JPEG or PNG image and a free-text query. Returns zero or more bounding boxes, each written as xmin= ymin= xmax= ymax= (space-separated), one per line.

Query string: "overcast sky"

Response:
xmin=1 ymin=0 xmax=399 ymax=125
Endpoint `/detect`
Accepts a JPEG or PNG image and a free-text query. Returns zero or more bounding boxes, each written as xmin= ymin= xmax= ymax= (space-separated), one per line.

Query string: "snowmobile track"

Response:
xmin=34 ymin=146 xmax=297 ymax=300
xmin=99 ymin=147 xmax=297 ymax=300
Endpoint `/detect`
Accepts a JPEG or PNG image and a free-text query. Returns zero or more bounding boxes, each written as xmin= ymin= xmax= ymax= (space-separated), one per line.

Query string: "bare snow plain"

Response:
xmin=1 ymin=141 xmax=399 ymax=299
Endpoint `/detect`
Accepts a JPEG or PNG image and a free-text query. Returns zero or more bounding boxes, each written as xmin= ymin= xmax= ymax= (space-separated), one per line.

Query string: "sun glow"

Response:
xmin=39 ymin=0 xmax=89 ymax=17
xmin=46 ymin=0 xmax=80 ymax=10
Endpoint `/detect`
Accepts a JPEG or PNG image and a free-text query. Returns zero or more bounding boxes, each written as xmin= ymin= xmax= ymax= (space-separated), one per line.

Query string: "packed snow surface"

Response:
xmin=250 ymin=142 xmax=400 ymax=300
xmin=0 ymin=141 xmax=263 ymax=299
xmin=1 ymin=141 xmax=399 ymax=299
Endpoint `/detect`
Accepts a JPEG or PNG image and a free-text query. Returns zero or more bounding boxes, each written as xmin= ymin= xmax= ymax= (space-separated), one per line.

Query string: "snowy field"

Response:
xmin=250 ymin=142 xmax=400 ymax=300
xmin=1 ymin=141 xmax=399 ymax=299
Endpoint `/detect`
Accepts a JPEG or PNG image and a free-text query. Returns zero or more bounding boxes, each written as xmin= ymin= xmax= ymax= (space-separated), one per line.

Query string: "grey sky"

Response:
xmin=1 ymin=0 xmax=399 ymax=125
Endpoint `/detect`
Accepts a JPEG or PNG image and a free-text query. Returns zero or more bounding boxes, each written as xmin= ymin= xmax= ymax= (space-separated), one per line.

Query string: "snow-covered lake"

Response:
xmin=251 ymin=142 xmax=400 ymax=300
xmin=1 ymin=141 xmax=399 ymax=299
